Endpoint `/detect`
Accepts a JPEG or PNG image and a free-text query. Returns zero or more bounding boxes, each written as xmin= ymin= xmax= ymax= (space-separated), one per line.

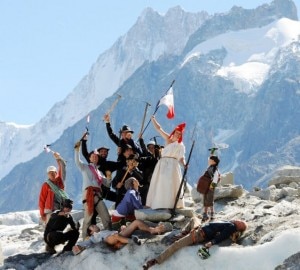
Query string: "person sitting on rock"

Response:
xmin=143 ymin=217 xmax=247 ymax=269
xmin=111 ymin=177 xmax=143 ymax=230
xmin=72 ymin=219 xmax=166 ymax=254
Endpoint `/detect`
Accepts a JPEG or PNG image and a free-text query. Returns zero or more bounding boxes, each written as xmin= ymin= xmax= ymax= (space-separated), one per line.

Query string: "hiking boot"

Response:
xmin=45 ymin=244 xmax=56 ymax=254
xmin=197 ymin=247 xmax=210 ymax=259
xmin=143 ymin=259 xmax=157 ymax=270
xmin=132 ymin=235 xmax=142 ymax=245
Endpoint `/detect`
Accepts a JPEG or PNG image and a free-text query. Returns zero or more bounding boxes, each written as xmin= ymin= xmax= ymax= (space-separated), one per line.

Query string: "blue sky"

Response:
xmin=0 ymin=0 xmax=299 ymax=124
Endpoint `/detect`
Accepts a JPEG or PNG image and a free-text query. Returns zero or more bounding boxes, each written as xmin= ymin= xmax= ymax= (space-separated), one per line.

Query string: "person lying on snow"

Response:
xmin=143 ymin=216 xmax=247 ymax=269
xmin=72 ymin=219 xmax=168 ymax=254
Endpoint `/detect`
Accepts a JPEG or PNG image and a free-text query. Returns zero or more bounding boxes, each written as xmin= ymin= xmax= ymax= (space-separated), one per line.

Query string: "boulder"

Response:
xmin=134 ymin=209 xmax=172 ymax=222
xmin=248 ymin=189 xmax=271 ymax=200
xmin=220 ymin=172 xmax=234 ymax=186
xmin=214 ymin=185 xmax=244 ymax=200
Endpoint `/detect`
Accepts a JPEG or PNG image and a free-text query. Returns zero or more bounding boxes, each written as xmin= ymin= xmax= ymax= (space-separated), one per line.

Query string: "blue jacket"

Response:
xmin=116 ymin=189 xmax=143 ymax=216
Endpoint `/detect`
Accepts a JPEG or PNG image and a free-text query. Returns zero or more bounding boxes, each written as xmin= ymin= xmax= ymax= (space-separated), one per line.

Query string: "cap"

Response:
xmin=47 ymin=166 xmax=57 ymax=173
xmin=147 ymin=141 xmax=156 ymax=147
xmin=121 ymin=125 xmax=134 ymax=133
xmin=232 ymin=220 xmax=247 ymax=232
xmin=127 ymin=153 xmax=139 ymax=161
xmin=169 ymin=123 xmax=186 ymax=143
xmin=97 ymin=146 xmax=110 ymax=152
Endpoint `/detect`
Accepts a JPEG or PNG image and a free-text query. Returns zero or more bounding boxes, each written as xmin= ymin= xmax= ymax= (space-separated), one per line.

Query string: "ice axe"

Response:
xmin=44 ymin=144 xmax=66 ymax=162
xmin=208 ymin=143 xmax=229 ymax=155
xmin=105 ymin=94 xmax=122 ymax=116
xmin=74 ymin=115 xmax=90 ymax=148
xmin=139 ymin=101 xmax=151 ymax=134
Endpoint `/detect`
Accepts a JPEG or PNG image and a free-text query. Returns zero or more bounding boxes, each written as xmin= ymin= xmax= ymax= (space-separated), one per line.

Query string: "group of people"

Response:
xmin=38 ymin=112 xmax=248 ymax=267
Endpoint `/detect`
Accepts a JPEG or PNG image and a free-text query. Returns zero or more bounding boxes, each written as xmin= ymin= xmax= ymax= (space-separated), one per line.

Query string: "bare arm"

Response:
xmin=151 ymin=115 xmax=169 ymax=140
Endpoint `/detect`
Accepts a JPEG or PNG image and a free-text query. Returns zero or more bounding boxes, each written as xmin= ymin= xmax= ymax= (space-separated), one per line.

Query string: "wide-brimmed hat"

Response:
xmin=121 ymin=125 xmax=134 ymax=133
xmin=97 ymin=146 xmax=110 ymax=152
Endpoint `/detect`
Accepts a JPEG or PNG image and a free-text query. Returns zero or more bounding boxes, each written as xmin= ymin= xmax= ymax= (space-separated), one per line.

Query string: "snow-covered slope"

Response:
xmin=1 ymin=183 xmax=300 ymax=270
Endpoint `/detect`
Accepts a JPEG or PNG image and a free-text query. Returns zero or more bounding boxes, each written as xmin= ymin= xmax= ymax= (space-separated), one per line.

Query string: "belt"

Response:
xmin=161 ymin=156 xmax=177 ymax=160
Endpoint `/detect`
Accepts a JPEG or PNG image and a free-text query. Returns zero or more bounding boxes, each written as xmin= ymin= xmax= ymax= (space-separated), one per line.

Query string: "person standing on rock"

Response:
xmin=39 ymin=151 xmax=68 ymax=224
xmin=197 ymin=155 xmax=220 ymax=221
xmin=74 ymin=141 xmax=112 ymax=239
xmin=146 ymin=116 xmax=186 ymax=209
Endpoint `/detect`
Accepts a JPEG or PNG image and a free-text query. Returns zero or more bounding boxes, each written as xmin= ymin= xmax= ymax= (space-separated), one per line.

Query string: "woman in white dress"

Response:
xmin=146 ymin=115 xmax=186 ymax=209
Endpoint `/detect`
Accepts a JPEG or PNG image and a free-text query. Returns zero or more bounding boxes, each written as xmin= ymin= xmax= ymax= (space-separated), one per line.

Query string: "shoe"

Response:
xmin=201 ymin=213 xmax=209 ymax=222
xmin=143 ymin=259 xmax=157 ymax=270
xmin=45 ymin=244 xmax=56 ymax=254
xmin=132 ymin=235 xmax=142 ymax=245
xmin=72 ymin=245 xmax=86 ymax=255
xmin=210 ymin=213 xmax=215 ymax=221
xmin=197 ymin=247 xmax=210 ymax=259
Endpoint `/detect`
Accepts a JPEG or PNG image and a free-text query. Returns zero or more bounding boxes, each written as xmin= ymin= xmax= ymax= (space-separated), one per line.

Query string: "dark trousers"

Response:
xmin=45 ymin=230 xmax=79 ymax=251
xmin=102 ymin=186 xmax=117 ymax=202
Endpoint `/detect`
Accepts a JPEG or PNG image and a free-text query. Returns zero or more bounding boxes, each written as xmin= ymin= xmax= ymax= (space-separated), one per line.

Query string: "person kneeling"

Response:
xmin=44 ymin=199 xmax=79 ymax=254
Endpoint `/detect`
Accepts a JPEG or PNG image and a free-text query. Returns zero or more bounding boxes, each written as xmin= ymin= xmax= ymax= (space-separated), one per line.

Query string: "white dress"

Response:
xmin=146 ymin=141 xmax=185 ymax=209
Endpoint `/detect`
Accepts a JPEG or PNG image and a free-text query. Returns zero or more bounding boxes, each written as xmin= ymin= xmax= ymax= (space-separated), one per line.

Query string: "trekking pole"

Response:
xmin=171 ymin=139 xmax=195 ymax=216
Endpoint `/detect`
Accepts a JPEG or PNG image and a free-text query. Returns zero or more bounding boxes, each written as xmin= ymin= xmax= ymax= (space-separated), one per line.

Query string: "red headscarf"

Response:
xmin=169 ymin=122 xmax=186 ymax=143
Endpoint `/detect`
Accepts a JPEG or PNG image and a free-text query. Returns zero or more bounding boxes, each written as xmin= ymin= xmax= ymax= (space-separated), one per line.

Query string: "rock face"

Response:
xmin=269 ymin=166 xmax=300 ymax=187
xmin=275 ymin=252 xmax=300 ymax=270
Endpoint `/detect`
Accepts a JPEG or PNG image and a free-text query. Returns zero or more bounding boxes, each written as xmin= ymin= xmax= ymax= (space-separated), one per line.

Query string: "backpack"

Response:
xmin=196 ymin=171 xmax=213 ymax=194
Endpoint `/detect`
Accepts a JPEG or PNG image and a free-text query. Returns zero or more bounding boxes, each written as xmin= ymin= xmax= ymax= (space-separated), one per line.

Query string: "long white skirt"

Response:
xmin=146 ymin=157 xmax=184 ymax=209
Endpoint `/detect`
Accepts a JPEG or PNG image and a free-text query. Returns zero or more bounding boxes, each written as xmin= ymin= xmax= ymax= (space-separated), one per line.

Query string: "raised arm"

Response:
xmin=54 ymin=152 xmax=66 ymax=182
xmin=151 ymin=115 xmax=169 ymax=140
xmin=104 ymin=114 xmax=120 ymax=146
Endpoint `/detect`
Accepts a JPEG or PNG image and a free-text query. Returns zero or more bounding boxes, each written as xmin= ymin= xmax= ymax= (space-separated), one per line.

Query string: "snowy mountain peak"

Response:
xmin=182 ymin=18 xmax=300 ymax=95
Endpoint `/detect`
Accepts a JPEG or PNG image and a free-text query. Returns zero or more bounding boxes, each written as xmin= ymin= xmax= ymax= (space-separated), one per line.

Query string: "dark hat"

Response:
xmin=97 ymin=146 xmax=110 ymax=152
xmin=124 ymin=144 xmax=133 ymax=150
xmin=62 ymin=199 xmax=73 ymax=209
xmin=121 ymin=125 xmax=134 ymax=133
xmin=127 ymin=153 xmax=139 ymax=161
xmin=209 ymin=155 xmax=220 ymax=165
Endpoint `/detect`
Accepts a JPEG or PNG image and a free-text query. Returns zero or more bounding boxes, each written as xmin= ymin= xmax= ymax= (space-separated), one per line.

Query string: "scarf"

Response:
xmin=46 ymin=179 xmax=69 ymax=206
xmin=88 ymin=164 xmax=103 ymax=186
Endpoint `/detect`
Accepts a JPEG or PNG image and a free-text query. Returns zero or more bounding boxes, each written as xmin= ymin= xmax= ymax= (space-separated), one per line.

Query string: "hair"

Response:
xmin=210 ymin=155 xmax=220 ymax=166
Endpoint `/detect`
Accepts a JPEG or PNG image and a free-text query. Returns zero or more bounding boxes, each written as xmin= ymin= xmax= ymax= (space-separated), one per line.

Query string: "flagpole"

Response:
xmin=141 ymin=80 xmax=175 ymax=136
